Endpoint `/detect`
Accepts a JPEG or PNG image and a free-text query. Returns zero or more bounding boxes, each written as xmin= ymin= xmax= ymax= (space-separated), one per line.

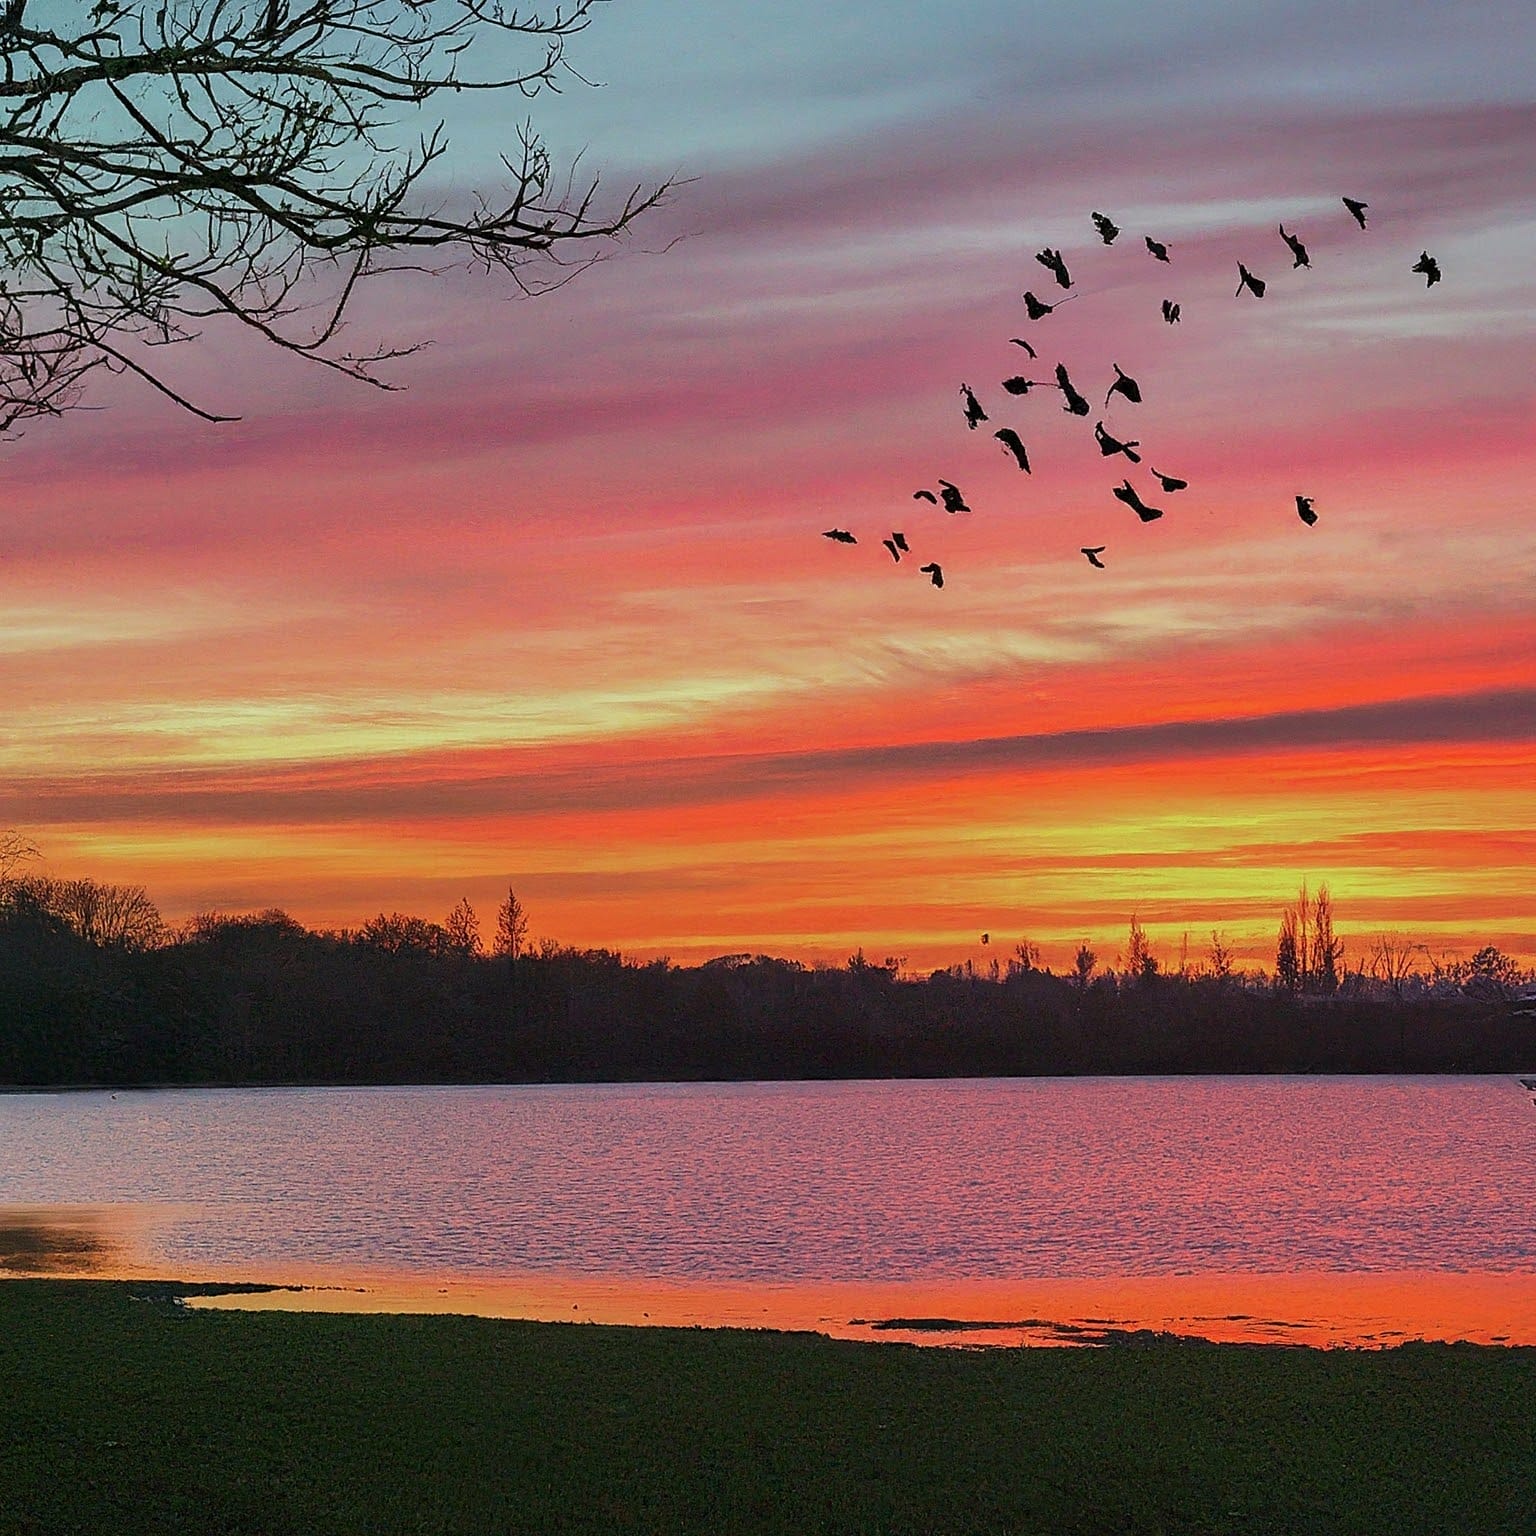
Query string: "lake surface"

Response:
xmin=5 ymin=1075 xmax=1535 ymax=1280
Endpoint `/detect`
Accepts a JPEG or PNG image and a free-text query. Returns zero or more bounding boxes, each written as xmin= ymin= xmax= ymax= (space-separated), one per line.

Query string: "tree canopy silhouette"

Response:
xmin=0 ymin=0 xmax=668 ymax=431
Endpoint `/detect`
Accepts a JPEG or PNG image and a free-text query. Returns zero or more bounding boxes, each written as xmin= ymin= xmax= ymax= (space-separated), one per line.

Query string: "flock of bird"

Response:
xmin=822 ymin=196 xmax=1442 ymax=586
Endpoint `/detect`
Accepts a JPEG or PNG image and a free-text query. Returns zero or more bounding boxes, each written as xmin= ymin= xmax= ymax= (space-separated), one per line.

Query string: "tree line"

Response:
xmin=0 ymin=842 xmax=1532 ymax=1088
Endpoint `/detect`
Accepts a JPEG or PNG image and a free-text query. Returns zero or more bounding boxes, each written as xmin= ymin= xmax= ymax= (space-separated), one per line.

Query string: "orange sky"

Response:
xmin=2 ymin=67 xmax=1533 ymax=973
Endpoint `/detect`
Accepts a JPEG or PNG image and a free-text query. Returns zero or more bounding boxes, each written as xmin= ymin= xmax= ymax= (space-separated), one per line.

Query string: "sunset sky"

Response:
xmin=2 ymin=0 xmax=1533 ymax=972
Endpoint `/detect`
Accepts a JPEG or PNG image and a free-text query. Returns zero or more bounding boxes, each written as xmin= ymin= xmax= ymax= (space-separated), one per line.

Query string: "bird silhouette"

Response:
xmin=1035 ymin=247 xmax=1072 ymax=289
xmin=938 ymin=480 xmax=970 ymax=514
xmin=891 ymin=531 xmax=909 ymax=552
xmin=1279 ymin=225 xmax=1310 ymax=268
xmin=1081 ymin=545 xmax=1107 ymax=568
xmin=882 ymin=537 xmax=902 ymax=562
xmin=823 ymin=529 xmax=857 ymax=543
xmin=1091 ymin=211 xmax=1120 ymax=245
xmin=1001 ymin=375 xmax=1039 ymax=396
xmin=1112 ymin=480 xmax=1164 ymax=522
xmin=1411 ymin=251 xmax=1441 ymax=286
xmin=981 ymin=932 xmax=990 ymax=945
xmin=920 ymin=561 xmax=944 ymax=588
xmin=1342 ymin=196 xmax=1368 ymax=229
xmin=994 ymin=428 xmax=1031 ymax=472
xmin=1008 ymin=337 xmax=1038 ymax=358
xmin=913 ymin=489 xmax=938 ymax=504
xmin=1054 ymin=363 xmax=1090 ymax=416
xmin=1149 ymin=466 xmax=1187 ymax=493
xmin=1145 ymin=236 xmax=1170 ymax=262
xmin=1296 ymin=494 xmax=1317 ymax=525
xmin=1022 ymin=291 xmax=1055 ymax=320
xmin=961 ymin=383 xmax=988 ymax=429
xmin=1105 ymin=363 xmax=1142 ymax=405
xmin=1236 ymin=263 xmax=1266 ymax=298
xmin=1094 ymin=421 xmax=1141 ymax=462
xmin=1161 ymin=299 xmax=1181 ymax=324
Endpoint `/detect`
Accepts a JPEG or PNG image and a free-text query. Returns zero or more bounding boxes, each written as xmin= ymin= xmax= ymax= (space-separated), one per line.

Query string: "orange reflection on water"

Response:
xmin=9 ymin=1204 xmax=1536 ymax=1349
xmin=188 ymin=1268 xmax=1536 ymax=1350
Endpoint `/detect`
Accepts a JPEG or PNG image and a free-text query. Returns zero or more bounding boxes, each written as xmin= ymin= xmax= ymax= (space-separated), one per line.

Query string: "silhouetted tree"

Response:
xmin=1455 ymin=945 xmax=1528 ymax=1002
xmin=1369 ymin=932 xmax=1422 ymax=998
xmin=493 ymin=888 xmax=530 ymax=961
xmin=1207 ymin=929 xmax=1234 ymax=983
xmin=444 ymin=898 xmax=482 ymax=957
xmin=0 ymin=828 xmax=38 ymax=890
xmin=1071 ymin=943 xmax=1097 ymax=990
xmin=356 ymin=911 xmax=448 ymax=955
xmin=1309 ymin=884 xmax=1342 ymax=993
xmin=0 ymin=1 xmax=669 ymax=433
xmin=1009 ymin=939 xmax=1042 ymax=977
xmin=1125 ymin=915 xmax=1157 ymax=985
xmin=14 ymin=875 xmax=165 ymax=950
xmin=1275 ymin=909 xmax=1300 ymax=996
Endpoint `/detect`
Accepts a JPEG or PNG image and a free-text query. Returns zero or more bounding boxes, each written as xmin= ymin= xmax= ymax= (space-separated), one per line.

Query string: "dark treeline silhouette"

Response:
xmin=1 ymin=870 xmax=1533 ymax=1087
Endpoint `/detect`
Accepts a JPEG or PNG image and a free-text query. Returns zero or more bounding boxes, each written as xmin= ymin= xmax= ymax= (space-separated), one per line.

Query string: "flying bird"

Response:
xmin=913 ymin=489 xmax=938 ymax=504
xmin=1081 ymin=545 xmax=1107 ymax=568
xmin=1094 ymin=421 xmax=1141 ymax=462
xmin=1296 ymin=494 xmax=1318 ymax=525
xmin=882 ymin=537 xmax=902 ymax=562
xmin=1279 ymin=225 xmax=1310 ymax=268
xmin=1091 ymin=211 xmax=1120 ymax=245
xmin=938 ymin=480 xmax=970 ymax=514
xmin=1161 ymin=299 xmax=1181 ymax=324
xmin=891 ymin=531 xmax=909 ymax=552
xmin=1411 ymin=250 xmax=1441 ymax=286
xmin=1342 ymin=196 xmax=1368 ymax=228
xmin=961 ymin=383 xmax=988 ymax=429
xmin=1105 ymin=363 xmax=1142 ymax=405
xmin=1149 ymin=466 xmax=1187 ymax=493
xmin=1022 ymin=291 xmax=1055 ymax=320
xmin=822 ymin=528 xmax=857 ymax=543
xmin=1236 ymin=262 xmax=1266 ymax=298
xmin=994 ymin=428 xmax=1031 ymax=472
xmin=1054 ymin=363 xmax=1090 ymax=416
xmin=1008 ymin=337 xmax=1038 ymax=358
xmin=1145 ymin=236 xmax=1170 ymax=262
xmin=1001 ymin=375 xmax=1038 ymax=395
xmin=1035 ymin=247 xmax=1072 ymax=289
xmin=920 ymin=561 xmax=944 ymax=588
xmin=1112 ymin=480 xmax=1163 ymax=522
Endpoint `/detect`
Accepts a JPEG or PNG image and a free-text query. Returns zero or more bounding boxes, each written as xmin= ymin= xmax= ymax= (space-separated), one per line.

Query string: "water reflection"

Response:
xmin=0 ymin=1206 xmax=125 ymax=1275
xmin=4 ymin=1078 xmax=1536 ymax=1347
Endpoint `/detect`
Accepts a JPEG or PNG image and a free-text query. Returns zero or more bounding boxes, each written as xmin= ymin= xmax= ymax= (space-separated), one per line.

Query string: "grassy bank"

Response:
xmin=4 ymin=1281 xmax=1536 ymax=1534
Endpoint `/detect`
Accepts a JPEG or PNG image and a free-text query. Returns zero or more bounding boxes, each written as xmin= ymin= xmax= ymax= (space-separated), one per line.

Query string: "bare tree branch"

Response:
xmin=0 ymin=0 xmax=669 ymax=430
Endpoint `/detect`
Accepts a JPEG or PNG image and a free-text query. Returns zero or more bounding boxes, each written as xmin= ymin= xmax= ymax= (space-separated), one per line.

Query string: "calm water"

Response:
xmin=3 ymin=1077 xmax=1535 ymax=1281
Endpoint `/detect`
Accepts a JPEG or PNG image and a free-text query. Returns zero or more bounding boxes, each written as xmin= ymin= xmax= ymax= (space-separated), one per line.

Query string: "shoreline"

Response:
xmin=10 ymin=1258 xmax=1536 ymax=1351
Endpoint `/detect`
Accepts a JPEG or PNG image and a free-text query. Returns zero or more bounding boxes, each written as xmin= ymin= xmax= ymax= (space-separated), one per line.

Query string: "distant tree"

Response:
xmin=356 ymin=911 xmax=447 ymax=955
xmin=493 ymin=888 xmax=530 ymax=961
xmin=19 ymin=875 xmax=166 ymax=950
xmin=1275 ymin=908 xmax=1300 ymax=996
xmin=1125 ymin=915 xmax=1157 ymax=985
xmin=1309 ymin=884 xmax=1342 ymax=994
xmin=1295 ymin=881 xmax=1313 ymax=988
xmin=444 ymin=898 xmax=482 ymax=957
xmin=1207 ymin=929 xmax=1234 ymax=983
xmin=1369 ymin=932 xmax=1422 ymax=998
xmin=1010 ymin=938 xmax=1042 ymax=976
xmin=0 ymin=1 xmax=669 ymax=432
xmin=1456 ymin=945 xmax=1527 ymax=1003
xmin=0 ymin=829 xmax=39 ymax=892
xmin=1071 ymin=942 xmax=1097 ymax=990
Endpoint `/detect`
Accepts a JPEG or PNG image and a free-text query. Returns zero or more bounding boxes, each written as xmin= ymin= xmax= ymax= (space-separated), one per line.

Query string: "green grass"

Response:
xmin=3 ymin=1280 xmax=1536 ymax=1534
